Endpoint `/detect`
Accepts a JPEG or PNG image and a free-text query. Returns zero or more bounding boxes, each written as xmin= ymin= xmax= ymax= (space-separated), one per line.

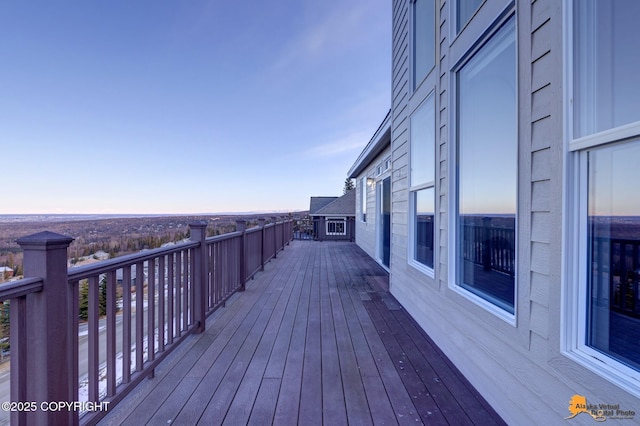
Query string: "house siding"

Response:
xmin=354 ymin=146 xmax=393 ymax=263
xmin=385 ymin=0 xmax=640 ymax=424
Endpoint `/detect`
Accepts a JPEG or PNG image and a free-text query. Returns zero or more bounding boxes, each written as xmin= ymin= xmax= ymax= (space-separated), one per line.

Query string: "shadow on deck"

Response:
xmin=98 ymin=241 xmax=504 ymax=425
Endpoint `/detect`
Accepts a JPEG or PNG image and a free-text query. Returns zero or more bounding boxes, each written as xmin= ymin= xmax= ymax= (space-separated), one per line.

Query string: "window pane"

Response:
xmin=574 ymin=0 xmax=640 ymax=138
xmin=415 ymin=188 xmax=434 ymax=268
xmin=587 ymin=141 xmax=640 ymax=370
xmin=410 ymin=94 xmax=435 ymax=187
xmin=414 ymin=0 xmax=435 ymax=87
xmin=457 ymin=0 xmax=483 ymax=32
xmin=456 ymin=17 xmax=516 ymax=313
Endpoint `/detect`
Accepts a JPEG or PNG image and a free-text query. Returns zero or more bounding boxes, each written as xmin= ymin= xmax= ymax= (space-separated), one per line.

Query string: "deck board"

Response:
xmin=98 ymin=241 xmax=505 ymax=426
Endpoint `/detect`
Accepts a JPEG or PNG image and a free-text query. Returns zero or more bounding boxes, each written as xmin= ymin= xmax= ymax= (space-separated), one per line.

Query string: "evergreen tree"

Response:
xmin=343 ymin=178 xmax=355 ymax=194
xmin=99 ymin=275 xmax=108 ymax=316
xmin=78 ymin=277 xmax=108 ymax=320
xmin=79 ymin=280 xmax=89 ymax=320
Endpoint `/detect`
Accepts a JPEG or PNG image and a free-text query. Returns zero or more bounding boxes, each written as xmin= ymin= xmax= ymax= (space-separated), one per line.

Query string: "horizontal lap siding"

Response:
xmin=438 ymin=2 xmax=449 ymax=290
xmin=387 ymin=0 xmax=595 ymax=424
xmin=354 ymin=147 xmax=392 ymax=263
xmin=391 ymin=0 xmax=409 ymax=274
xmin=528 ymin=0 xmax=556 ymax=358
xmin=388 ymin=0 xmax=639 ymax=423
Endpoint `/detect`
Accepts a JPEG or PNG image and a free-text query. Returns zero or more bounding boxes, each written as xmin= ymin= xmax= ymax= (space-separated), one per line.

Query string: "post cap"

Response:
xmin=16 ymin=231 xmax=74 ymax=249
xmin=188 ymin=221 xmax=208 ymax=228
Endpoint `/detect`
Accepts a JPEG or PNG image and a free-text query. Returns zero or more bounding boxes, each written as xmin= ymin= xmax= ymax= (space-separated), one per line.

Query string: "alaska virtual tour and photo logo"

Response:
xmin=565 ymin=395 xmax=636 ymax=422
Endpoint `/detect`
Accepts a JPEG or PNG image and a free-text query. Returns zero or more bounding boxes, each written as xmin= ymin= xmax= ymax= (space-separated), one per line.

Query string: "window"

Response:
xmin=410 ymin=93 xmax=435 ymax=270
xmin=454 ymin=16 xmax=516 ymax=315
xmin=456 ymin=0 xmax=483 ymax=33
xmin=567 ymin=0 xmax=640 ymax=388
xmin=361 ymin=177 xmax=367 ymax=222
xmin=412 ymin=0 xmax=435 ymax=89
xmin=573 ymin=0 xmax=640 ymax=140
xmin=414 ymin=188 xmax=435 ymax=268
xmin=326 ymin=219 xmax=346 ymax=236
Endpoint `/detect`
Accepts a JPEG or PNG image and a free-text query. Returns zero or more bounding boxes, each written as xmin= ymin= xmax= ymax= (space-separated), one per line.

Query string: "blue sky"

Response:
xmin=1 ymin=0 xmax=390 ymax=214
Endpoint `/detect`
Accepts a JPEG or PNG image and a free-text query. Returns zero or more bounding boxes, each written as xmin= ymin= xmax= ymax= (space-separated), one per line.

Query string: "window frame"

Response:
xmin=448 ymin=11 xmax=518 ymax=324
xmin=326 ymin=218 xmax=347 ymax=236
xmin=562 ymin=0 xmax=640 ymax=397
xmin=408 ymin=91 xmax=436 ymax=276
xmin=453 ymin=0 xmax=485 ymax=35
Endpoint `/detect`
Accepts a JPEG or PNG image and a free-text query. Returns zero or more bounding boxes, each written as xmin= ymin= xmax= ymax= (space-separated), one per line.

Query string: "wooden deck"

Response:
xmin=98 ymin=241 xmax=505 ymax=426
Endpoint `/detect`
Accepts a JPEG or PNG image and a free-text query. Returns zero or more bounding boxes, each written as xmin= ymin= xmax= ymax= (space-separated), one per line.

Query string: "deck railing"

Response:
xmin=0 ymin=218 xmax=293 ymax=425
xmin=461 ymin=221 xmax=516 ymax=276
xmin=592 ymin=236 xmax=640 ymax=318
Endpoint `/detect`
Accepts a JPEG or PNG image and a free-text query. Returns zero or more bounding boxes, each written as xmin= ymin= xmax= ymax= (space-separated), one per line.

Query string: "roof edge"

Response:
xmin=347 ymin=109 xmax=392 ymax=179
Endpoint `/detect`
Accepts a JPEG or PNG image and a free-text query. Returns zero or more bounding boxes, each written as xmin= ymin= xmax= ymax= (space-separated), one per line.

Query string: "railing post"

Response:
xmin=14 ymin=232 xmax=75 ymax=425
xmin=271 ymin=217 xmax=278 ymax=258
xmin=237 ymin=220 xmax=246 ymax=291
xmin=258 ymin=218 xmax=266 ymax=271
xmin=189 ymin=221 xmax=207 ymax=333
xmin=287 ymin=213 xmax=292 ymax=245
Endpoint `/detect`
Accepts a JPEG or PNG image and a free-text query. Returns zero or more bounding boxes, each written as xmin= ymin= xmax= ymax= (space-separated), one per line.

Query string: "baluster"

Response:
xmin=122 ymin=265 xmax=132 ymax=383
xmin=106 ymin=270 xmax=117 ymax=396
xmin=147 ymin=258 xmax=156 ymax=377
xmin=88 ymin=275 xmax=100 ymax=402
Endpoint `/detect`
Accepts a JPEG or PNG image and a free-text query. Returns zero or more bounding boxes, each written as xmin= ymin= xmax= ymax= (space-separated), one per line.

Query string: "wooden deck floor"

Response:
xmin=98 ymin=241 xmax=505 ymax=426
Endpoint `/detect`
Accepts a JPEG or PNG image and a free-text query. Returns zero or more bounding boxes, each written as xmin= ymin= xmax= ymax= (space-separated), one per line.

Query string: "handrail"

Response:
xmin=0 ymin=277 xmax=43 ymax=300
xmin=5 ymin=218 xmax=294 ymax=425
xmin=68 ymin=240 xmax=199 ymax=282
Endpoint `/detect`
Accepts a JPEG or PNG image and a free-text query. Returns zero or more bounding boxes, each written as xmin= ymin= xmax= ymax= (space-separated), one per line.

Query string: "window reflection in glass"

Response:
xmin=574 ymin=0 xmax=640 ymax=138
xmin=415 ymin=188 xmax=434 ymax=268
xmin=410 ymin=94 xmax=435 ymax=187
xmin=413 ymin=0 xmax=435 ymax=88
xmin=456 ymin=17 xmax=516 ymax=313
xmin=587 ymin=141 xmax=640 ymax=370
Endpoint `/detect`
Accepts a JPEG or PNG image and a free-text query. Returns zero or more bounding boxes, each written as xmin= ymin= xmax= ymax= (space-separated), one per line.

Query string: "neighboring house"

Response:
xmin=116 ymin=264 xmax=147 ymax=286
xmin=348 ymin=110 xmax=392 ymax=269
xmin=349 ymin=1 xmax=640 ymax=424
xmin=309 ymin=190 xmax=356 ymax=241
xmin=0 ymin=267 xmax=13 ymax=281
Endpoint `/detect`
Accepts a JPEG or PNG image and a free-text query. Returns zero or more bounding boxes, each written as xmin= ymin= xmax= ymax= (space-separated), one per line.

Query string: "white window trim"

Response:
xmin=450 ymin=0 xmax=487 ymax=41
xmin=408 ymin=91 xmax=436 ymax=277
xmin=408 ymin=190 xmax=436 ymax=278
xmin=326 ymin=217 xmax=347 ymax=236
xmin=561 ymin=0 xmax=640 ymax=397
xmin=447 ymin=9 xmax=517 ymax=325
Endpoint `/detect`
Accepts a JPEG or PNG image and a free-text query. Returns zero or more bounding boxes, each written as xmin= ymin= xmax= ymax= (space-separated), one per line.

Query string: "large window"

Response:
xmin=412 ymin=0 xmax=435 ymax=89
xmin=454 ymin=16 xmax=516 ymax=314
xmin=573 ymin=0 xmax=640 ymax=140
xmin=410 ymin=93 xmax=435 ymax=270
xmin=567 ymin=0 xmax=640 ymax=386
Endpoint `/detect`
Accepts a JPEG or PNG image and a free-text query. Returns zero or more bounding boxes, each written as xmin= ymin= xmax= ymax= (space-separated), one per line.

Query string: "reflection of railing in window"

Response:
xmin=592 ymin=237 xmax=640 ymax=319
xmin=416 ymin=215 xmax=434 ymax=267
xmin=461 ymin=218 xmax=515 ymax=276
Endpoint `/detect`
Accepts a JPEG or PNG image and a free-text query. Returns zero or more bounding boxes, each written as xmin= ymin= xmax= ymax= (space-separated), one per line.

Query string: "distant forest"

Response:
xmin=0 ymin=213 xmax=306 ymax=279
